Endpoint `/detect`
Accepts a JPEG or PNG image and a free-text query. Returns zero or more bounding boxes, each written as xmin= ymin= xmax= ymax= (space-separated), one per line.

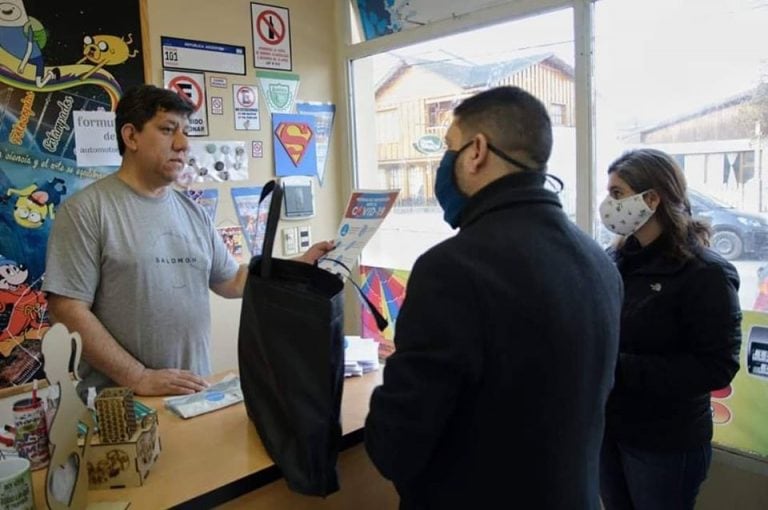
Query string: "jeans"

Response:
xmin=600 ymin=437 xmax=712 ymax=510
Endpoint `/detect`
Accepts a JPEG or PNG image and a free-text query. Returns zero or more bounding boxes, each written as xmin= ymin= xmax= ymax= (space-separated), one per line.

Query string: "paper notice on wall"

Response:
xmin=318 ymin=189 xmax=400 ymax=275
xmin=72 ymin=110 xmax=121 ymax=167
xmin=233 ymin=84 xmax=261 ymax=130
xmin=183 ymin=140 xmax=249 ymax=183
xmin=251 ymin=3 xmax=292 ymax=70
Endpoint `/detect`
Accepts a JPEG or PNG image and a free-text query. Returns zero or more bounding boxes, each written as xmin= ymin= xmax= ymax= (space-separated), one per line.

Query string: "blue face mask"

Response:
xmin=435 ymin=141 xmax=472 ymax=229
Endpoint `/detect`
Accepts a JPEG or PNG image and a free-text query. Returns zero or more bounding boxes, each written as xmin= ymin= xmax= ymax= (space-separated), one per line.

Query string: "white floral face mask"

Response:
xmin=599 ymin=191 xmax=655 ymax=236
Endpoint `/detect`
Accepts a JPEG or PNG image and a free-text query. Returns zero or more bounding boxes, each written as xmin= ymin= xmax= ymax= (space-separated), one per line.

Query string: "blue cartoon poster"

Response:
xmin=0 ymin=0 xmax=145 ymax=386
xmin=272 ymin=113 xmax=317 ymax=178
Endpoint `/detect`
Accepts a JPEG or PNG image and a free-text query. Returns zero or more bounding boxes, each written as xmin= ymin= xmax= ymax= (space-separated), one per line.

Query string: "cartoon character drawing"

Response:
xmin=0 ymin=256 xmax=48 ymax=357
xmin=6 ymin=177 xmax=67 ymax=229
xmin=77 ymin=33 xmax=138 ymax=81
xmin=0 ymin=0 xmax=58 ymax=87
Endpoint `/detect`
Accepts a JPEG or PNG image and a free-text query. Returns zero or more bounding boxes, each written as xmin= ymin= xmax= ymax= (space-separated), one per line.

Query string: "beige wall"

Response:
xmin=144 ymin=0 xmax=348 ymax=372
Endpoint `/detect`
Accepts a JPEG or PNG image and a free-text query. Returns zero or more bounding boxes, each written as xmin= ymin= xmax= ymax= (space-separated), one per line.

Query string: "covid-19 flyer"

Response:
xmin=318 ymin=190 xmax=399 ymax=276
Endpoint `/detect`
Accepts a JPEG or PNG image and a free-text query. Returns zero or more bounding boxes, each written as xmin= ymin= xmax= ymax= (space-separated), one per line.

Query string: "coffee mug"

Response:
xmin=0 ymin=456 xmax=34 ymax=510
xmin=13 ymin=397 xmax=50 ymax=470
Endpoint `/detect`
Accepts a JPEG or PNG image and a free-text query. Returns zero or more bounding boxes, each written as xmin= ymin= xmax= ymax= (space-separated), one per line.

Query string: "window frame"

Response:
xmin=339 ymin=0 xmax=596 ymax=234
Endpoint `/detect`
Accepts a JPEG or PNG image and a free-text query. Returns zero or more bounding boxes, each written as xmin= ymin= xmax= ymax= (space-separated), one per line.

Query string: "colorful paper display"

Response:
xmin=712 ymin=311 xmax=768 ymax=459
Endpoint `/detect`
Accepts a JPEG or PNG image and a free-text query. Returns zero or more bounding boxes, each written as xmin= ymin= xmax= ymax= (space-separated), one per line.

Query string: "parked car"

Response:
xmin=689 ymin=189 xmax=768 ymax=260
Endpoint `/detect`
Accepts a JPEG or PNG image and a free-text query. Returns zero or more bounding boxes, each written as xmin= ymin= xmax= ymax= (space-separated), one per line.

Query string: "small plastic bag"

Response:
xmin=163 ymin=375 xmax=243 ymax=419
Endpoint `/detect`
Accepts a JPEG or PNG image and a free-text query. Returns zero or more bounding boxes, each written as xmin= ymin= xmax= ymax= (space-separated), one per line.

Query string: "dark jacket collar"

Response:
xmin=614 ymin=234 xmax=689 ymax=275
xmin=460 ymin=172 xmax=562 ymax=228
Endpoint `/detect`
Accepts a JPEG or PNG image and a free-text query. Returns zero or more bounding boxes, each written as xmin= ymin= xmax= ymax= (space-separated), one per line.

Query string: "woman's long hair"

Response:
xmin=608 ymin=148 xmax=711 ymax=260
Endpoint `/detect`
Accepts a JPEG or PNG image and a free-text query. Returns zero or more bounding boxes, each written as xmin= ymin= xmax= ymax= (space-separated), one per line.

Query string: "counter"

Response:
xmin=30 ymin=371 xmax=397 ymax=509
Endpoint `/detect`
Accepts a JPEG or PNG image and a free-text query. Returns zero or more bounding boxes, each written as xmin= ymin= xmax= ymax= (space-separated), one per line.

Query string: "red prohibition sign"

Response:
xmin=236 ymin=86 xmax=255 ymax=107
xmin=256 ymin=10 xmax=285 ymax=46
xmin=168 ymin=76 xmax=203 ymax=112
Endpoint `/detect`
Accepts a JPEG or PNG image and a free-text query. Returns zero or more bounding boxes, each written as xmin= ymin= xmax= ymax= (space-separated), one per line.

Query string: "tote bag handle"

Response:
xmin=259 ymin=180 xmax=283 ymax=279
xmin=258 ymin=180 xmax=388 ymax=332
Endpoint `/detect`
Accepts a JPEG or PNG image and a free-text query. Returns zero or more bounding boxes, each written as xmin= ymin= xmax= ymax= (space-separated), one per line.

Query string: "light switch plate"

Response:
xmin=298 ymin=225 xmax=311 ymax=251
xmin=282 ymin=227 xmax=298 ymax=255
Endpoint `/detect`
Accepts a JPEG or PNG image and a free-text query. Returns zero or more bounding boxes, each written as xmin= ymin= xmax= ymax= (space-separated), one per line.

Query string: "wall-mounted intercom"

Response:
xmin=281 ymin=176 xmax=315 ymax=220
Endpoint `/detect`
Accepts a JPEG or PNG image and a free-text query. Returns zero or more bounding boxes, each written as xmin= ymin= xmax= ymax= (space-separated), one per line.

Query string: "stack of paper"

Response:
xmin=344 ymin=336 xmax=380 ymax=377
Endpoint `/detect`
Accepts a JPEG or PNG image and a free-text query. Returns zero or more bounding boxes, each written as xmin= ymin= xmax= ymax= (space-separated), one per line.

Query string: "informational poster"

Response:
xmin=183 ymin=140 xmax=248 ymax=183
xmin=256 ymin=70 xmax=299 ymax=114
xmin=360 ymin=265 xmax=410 ymax=359
xmin=296 ymin=102 xmax=335 ymax=185
xmin=318 ymin=190 xmax=399 ymax=275
xmin=72 ymin=110 xmax=121 ymax=167
xmin=161 ymin=36 xmax=245 ymax=75
xmin=251 ymin=2 xmax=292 ymax=70
xmin=163 ymin=69 xmax=209 ymax=136
xmin=231 ymin=186 xmax=267 ymax=257
xmin=712 ymin=311 xmax=768 ymax=460
xmin=183 ymin=188 xmax=219 ymax=220
xmin=232 ymin=84 xmax=260 ymax=130
xmin=0 ymin=0 xmax=145 ymax=387
xmin=216 ymin=226 xmax=246 ymax=264
xmin=272 ymin=113 xmax=317 ymax=177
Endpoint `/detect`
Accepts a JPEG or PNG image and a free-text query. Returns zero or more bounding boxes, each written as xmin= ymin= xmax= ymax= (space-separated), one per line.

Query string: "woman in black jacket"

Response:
xmin=598 ymin=148 xmax=742 ymax=510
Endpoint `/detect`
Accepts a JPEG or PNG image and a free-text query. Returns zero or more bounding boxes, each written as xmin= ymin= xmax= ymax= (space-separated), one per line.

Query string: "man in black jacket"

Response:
xmin=365 ymin=86 xmax=623 ymax=509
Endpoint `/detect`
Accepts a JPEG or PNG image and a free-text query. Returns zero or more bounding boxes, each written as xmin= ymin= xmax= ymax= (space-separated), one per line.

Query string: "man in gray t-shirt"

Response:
xmin=43 ymin=85 xmax=332 ymax=396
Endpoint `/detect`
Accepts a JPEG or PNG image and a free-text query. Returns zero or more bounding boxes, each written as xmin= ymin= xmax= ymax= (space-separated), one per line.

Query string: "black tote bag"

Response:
xmin=238 ymin=181 xmax=346 ymax=496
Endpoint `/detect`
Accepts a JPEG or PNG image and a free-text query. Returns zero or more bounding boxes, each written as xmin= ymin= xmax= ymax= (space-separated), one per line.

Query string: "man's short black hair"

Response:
xmin=453 ymin=86 xmax=552 ymax=169
xmin=114 ymin=84 xmax=195 ymax=155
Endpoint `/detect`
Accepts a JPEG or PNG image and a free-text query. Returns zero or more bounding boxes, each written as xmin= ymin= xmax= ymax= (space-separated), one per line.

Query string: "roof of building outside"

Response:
xmin=375 ymin=52 xmax=575 ymax=95
xmin=628 ymin=89 xmax=756 ymax=137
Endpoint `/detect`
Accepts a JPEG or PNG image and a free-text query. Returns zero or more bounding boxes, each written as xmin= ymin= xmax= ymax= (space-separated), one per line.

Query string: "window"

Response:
xmin=550 ymin=102 xmax=566 ymax=125
xmin=376 ymin=108 xmax=400 ymax=143
xmin=352 ymin=9 xmax=576 ymax=271
xmin=425 ymin=99 xmax=456 ymax=130
xmin=347 ymin=0 xmax=768 ymax=462
xmin=595 ymin=0 xmax=768 ymax=315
